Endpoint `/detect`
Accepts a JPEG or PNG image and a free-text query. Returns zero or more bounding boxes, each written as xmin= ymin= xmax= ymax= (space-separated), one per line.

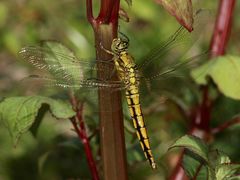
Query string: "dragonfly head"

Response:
xmin=111 ymin=38 xmax=129 ymax=54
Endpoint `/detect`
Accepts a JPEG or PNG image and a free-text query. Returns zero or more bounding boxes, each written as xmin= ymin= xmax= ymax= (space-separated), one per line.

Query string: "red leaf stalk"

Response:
xmin=70 ymin=102 xmax=100 ymax=180
xmin=212 ymin=116 xmax=240 ymax=134
xmin=210 ymin=0 xmax=236 ymax=57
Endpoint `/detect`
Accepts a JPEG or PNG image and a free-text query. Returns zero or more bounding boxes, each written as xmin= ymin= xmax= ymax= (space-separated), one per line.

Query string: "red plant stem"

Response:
xmin=169 ymin=1 xmax=236 ymax=179
xmin=191 ymin=87 xmax=212 ymax=131
xmin=70 ymin=103 xmax=100 ymax=180
xmin=212 ymin=116 xmax=240 ymax=134
xmin=210 ymin=0 xmax=236 ymax=57
xmin=169 ymin=152 xmax=188 ymax=180
xmin=193 ymin=0 xmax=236 ymax=133
xmin=87 ymin=0 xmax=119 ymax=26
xmin=86 ymin=0 xmax=93 ymax=24
xmin=98 ymin=0 xmax=115 ymax=22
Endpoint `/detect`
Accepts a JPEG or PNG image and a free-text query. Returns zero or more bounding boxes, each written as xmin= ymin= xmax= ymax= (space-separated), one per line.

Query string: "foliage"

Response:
xmin=0 ymin=96 xmax=75 ymax=144
xmin=192 ymin=55 xmax=240 ymax=100
xmin=169 ymin=135 xmax=240 ymax=180
xmin=0 ymin=0 xmax=240 ymax=179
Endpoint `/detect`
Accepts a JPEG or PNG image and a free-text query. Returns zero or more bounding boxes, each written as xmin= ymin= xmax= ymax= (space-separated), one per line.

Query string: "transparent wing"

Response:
xmin=138 ymin=51 xmax=212 ymax=109
xmin=143 ymin=52 xmax=209 ymax=81
xmin=22 ymin=75 xmax=124 ymax=90
xmin=138 ymin=9 xmax=211 ymax=73
xmin=136 ymin=9 xmax=212 ymax=107
xmin=138 ymin=26 xmax=187 ymax=69
xmin=19 ymin=41 xmax=124 ymax=90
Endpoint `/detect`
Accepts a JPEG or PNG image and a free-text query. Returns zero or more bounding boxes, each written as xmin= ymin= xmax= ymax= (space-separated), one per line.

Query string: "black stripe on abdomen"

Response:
xmin=126 ymin=90 xmax=156 ymax=169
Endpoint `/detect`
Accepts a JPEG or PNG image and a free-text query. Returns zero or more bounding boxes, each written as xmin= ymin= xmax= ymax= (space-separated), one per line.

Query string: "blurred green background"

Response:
xmin=0 ymin=0 xmax=240 ymax=179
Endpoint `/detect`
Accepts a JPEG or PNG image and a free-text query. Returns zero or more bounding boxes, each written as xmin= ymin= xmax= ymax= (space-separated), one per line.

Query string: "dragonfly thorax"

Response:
xmin=113 ymin=51 xmax=140 ymax=88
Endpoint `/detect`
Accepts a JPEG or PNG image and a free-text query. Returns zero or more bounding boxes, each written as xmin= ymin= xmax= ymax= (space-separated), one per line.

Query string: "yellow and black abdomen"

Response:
xmin=125 ymin=89 xmax=157 ymax=169
xmin=115 ymin=52 xmax=156 ymax=169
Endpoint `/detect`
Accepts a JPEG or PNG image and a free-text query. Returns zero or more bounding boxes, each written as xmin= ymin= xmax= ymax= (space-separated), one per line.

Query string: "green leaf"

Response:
xmin=216 ymin=164 xmax=240 ymax=180
xmin=191 ymin=60 xmax=214 ymax=85
xmin=168 ymin=135 xmax=209 ymax=162
xmin=228 ymin=176 xmax=240 ymax=180
xmin=0 ymin=96 xmax=75 ymax=144
xmin=42 ymin=41 xmax=80 ymax=86
xmin=209 ymin=150 xmax=231 ymax=167
xmin=155 ymin=0 xmax=193 ymax=31
xmin=207 ymin=166 xmax=216 ymax=180
xmin=208 ymin=55 xmax=240 ymax=100
xmin=207 ymin=150 xmax=240 ymax=180
xmin=191 ymin=55 xmax=240 ymax=100
xmin=183 ymin=153 xmax=216 ymax=180
xmin=182 ymin=152 xmax=206 ymax=179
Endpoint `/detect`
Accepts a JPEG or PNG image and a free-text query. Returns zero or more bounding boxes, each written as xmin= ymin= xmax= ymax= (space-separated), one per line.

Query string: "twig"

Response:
xmin=169 ymin=152 xmax=188 ymax=180
xmin=212 ymin=116 xmax=240 ymax=134
xmin=70 ymin=95 xmax=100 ymax=180
xmin=88 ymin=127 xmax=100 ymax=140
xmin=86 ymin=0 xmax=94 ymax=25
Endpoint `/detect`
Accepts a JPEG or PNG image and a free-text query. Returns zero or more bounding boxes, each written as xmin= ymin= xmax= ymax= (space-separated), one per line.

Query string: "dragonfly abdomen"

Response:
xmin=125 ymin=89 xmax=157 ymax=169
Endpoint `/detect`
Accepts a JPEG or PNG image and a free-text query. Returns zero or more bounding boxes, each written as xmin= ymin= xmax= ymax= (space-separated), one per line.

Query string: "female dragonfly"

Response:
xmin=19 ymin=12 xmax=208 ymax=169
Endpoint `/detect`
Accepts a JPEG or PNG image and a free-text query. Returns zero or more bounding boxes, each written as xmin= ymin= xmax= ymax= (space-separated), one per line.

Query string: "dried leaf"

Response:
xmin=155 ymin=0 xmax=194 ymax=31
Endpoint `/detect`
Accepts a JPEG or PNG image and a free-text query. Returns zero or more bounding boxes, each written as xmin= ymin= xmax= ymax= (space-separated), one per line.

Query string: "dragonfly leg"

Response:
xmin=99 ymin=42 xmax=114 ymax=55
xmin=118 ymin=31 xmax=129 ymax=43
xmin=110 ymin=85 xmax=127 ymax=92
xmin=106 ymin=68 xmax=117 ymax=81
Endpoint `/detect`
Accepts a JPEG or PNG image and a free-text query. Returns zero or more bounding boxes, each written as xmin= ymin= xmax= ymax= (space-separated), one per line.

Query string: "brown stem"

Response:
xmin=86 ymin=1 xmax=128 ymax=179
xmin=94 ymin=25 xmax=127 ymax=180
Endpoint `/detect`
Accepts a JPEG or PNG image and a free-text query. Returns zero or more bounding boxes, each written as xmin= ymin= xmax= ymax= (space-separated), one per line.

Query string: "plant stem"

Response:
xmin=193 ymin=0 xmax=235 ymax=133
xmin=194 ymin=0 xmax=236 ymax=132
xmin=210 ymin=0 xmax=236 ymax=57
xmin=212 ymin=116 xmax=240 ymax=134
xmin=71 ymin=119 xmax=100 ymax=180
xmin=191 ymin=0 xmax=236 ymax=134
xmin=169 ymin=152 xmax=188 ymax=180
xmin=70 ymin=99 xmax=100 ymax=180
xmin=86 ymin=1 xmax=128 ymax=179
xmin=169 ymin=0 xmax=236 ymax=179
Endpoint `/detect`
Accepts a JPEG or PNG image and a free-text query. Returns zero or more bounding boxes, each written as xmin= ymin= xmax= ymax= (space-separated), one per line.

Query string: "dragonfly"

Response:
xmin=19 ymin=11 xmax=210 ymax=170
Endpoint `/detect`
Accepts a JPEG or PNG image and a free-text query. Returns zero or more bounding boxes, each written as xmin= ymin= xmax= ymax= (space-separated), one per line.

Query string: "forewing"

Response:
xmin=19 ymin=41 xmax=125 ymax=113
xmin=19 ymin=41 xmax=123 ymax=90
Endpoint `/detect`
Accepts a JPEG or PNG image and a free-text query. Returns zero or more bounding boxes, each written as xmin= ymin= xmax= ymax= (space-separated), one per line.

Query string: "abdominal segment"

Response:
xmin=125 ymin=90 xmax=157 ymax=169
